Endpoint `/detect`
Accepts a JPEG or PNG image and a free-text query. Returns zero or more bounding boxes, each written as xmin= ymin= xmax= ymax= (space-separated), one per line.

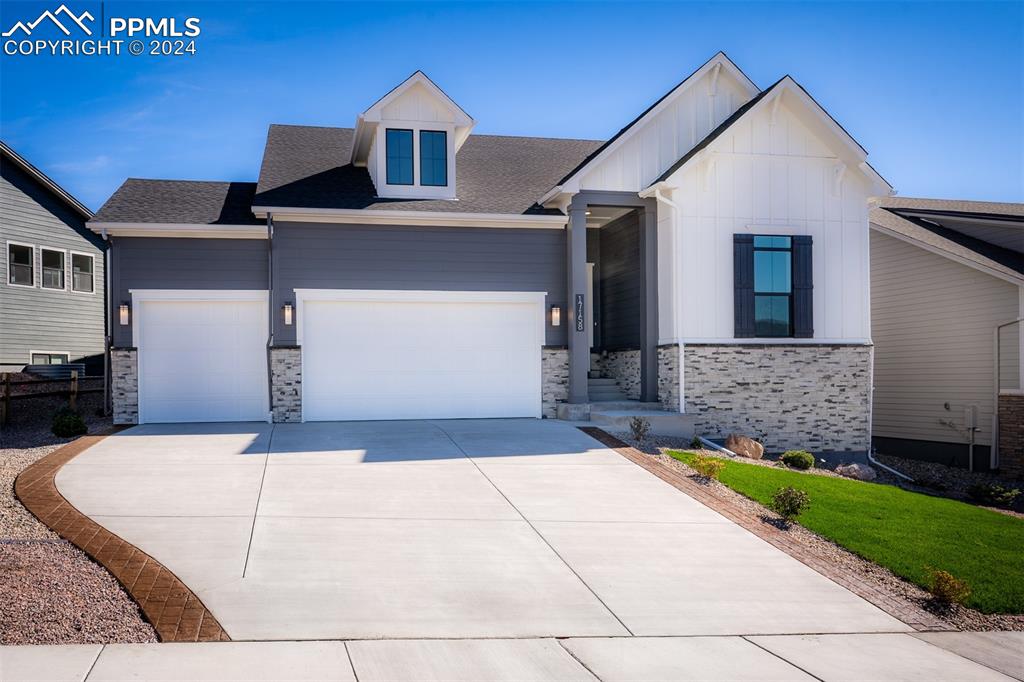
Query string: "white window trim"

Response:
xmin=293 ymin=289 xmax=547 ymax=347
xmin=376 ymin=120 xmax=457 ymax=200
xmin=70 ymin=250 xmax=97 ymax=295
xmin=28 ymin=350 xmax=70 ymax=364
xmin=40 ymin=247 xmax=68 ymax=292
xmin=6 ymin=240 xmax=36 ymax=288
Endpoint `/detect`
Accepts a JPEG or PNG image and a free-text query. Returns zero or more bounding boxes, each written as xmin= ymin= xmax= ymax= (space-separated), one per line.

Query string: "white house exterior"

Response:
xmin=90 ymin=53 xmax=890 ymax=453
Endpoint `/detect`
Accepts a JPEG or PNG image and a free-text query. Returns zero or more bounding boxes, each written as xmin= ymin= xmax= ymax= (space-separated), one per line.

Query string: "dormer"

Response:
xmin=350 ymin=71 xmax=475 ymax=201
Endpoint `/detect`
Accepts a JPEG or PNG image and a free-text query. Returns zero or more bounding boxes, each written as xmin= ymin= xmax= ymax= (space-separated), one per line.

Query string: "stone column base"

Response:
xmin=657 ymin=344 xmax=680 ymax=412
xmin=270 ymin=346 xmax=302 ymax=423
xmin=998 ymin=393 xmax=1024 ymax=479
xmin=542 ymin=347 xmax=569 ymax=418
xmin=111 ymin=348 xmax=138 ymax=425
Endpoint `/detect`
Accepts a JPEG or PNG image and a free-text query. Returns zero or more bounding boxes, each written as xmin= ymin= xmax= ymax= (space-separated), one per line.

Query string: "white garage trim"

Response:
xmin=294 ymin=289 xmax=548 ymax=422
xmin=130 ymin=290 xmax=269 ymax=424
xmin=293 ymin=289 xmax=547 ymax=346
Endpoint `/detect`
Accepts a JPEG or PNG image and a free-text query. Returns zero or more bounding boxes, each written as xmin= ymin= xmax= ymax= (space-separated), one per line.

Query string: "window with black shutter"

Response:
xmin=734 ymin=234 xmax=813 ymax=338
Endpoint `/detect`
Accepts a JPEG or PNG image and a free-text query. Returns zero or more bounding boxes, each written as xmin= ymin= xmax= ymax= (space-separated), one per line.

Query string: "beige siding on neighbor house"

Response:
xmin=871 ymin=230 xmax=1022 ymax=448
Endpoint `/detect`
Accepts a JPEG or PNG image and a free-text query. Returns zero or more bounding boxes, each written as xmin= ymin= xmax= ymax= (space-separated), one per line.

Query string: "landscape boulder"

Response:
xmin=836 ymin=463 xmax=877 ymax=481
xmin=724 ymin=434 xmax=764 ymax=460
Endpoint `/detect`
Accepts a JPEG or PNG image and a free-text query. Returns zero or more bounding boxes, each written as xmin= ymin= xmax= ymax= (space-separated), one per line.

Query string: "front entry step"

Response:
xmin=555 ymin=401 xmax=697 ymax=438
xmin=588 ymin=377 xmax=628 ymax=402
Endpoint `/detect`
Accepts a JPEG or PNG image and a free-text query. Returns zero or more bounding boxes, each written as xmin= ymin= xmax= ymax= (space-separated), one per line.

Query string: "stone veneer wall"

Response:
xmin=541 ymin=347 xmax=569 ymax=418
xmin=998 ymin=394 xmax=1024 ymax=479
xmin=683 ymin=344 xmax=872 ymax=453
xmin=600 ymin=350 xmax=641 ymax=400
xmin=657 ymin=344 xmax=680 ymax=411
xmin=270 ymin=346 xmax=302 ymax=423
xmin=111 ymin=348 xmax=138 ymax=425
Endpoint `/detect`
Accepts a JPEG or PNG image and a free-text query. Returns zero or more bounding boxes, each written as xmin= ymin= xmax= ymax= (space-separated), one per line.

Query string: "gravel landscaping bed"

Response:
xmin=0 ymin=396 xmax=157 ymax=645
xmin=612 ymin=431 xmax=1024 ymax=632
xmin=875 ymin=453 xmax=1024 ymax=517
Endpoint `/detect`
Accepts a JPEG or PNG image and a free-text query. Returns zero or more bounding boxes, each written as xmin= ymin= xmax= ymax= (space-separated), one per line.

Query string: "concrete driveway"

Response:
xmin=56 ymin=419 xmax=907 ymax=641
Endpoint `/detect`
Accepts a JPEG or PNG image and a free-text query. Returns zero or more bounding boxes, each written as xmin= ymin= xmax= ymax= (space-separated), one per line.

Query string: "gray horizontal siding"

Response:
xmin=870 ymin=230 xmax=1021 ymax=448
xmin=598 ymin=212 xmax=641 ymax=350
xmin=272 ymin=222 xmax=566 ymax=345
xmin=111 ymin=237 xmax=268 ymax=346
xmin=1 ymin=159 xmax=105 ymax=368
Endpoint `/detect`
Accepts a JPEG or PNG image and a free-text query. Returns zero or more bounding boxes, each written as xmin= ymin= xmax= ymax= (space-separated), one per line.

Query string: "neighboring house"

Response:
xmin=1 ymin=141 xmax=104 ymax=374
xmin=89 ymin=53 xmax=891 ymax=454
xmin=870 ymin=197 xmax=1024 ymax=474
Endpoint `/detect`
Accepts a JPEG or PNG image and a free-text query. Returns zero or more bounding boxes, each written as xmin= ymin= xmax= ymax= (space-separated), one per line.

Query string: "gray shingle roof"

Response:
xmin=870 ymin=197 xmax=1024 ymax=281
xmin=253 ymin=125 xmax=602 ymax=215
xmin=91 ymin=179 xmax=260 ymax=225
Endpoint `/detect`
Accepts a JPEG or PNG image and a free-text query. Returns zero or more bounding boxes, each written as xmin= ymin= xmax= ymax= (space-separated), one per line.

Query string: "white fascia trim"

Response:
xmin=539 ymin=53 xmax=759 ymax=206
xmin=671 ymin=337 xmax=873 ymax=346
xmin=255 ymin=206 xmax=567 ymax=229
xmin=87 ymin=223 xmax=267 ymax=239
xmin=869 ymin=223 xmax=1024 ymax=286
xmin=293 ymin=289 xmax=547 ymax=346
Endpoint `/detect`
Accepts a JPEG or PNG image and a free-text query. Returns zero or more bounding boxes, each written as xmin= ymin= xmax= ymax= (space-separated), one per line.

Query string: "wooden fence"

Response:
xmin=1 ymin=372 xmax=104 ymax=426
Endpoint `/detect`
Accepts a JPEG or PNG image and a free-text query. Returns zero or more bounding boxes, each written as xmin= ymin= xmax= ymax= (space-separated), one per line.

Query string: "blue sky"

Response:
xmin=1 ymin=1 xmax=1021 ymax=210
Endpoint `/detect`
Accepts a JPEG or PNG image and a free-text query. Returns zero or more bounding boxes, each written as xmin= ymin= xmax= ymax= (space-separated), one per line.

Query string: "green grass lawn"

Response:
xmin=669 ymin=451 xmax=1024 ymax=614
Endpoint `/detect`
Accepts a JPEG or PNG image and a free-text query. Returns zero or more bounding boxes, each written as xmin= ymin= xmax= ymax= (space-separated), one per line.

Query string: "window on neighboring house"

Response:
xmin=71 ymin=253 xmax=94 ymax=293
xmin=386 ymin=128 xmax=414 ymax=185
xmin=41 ymin=249 xmax=65 ymax=289
xmin=419 ymin=130 xmax=447 ymax=187
xmin=31 ymin=352 xmax=68 ymax=365
xmin=8 ymin=243 xmax=34 ymax=286
xmin=753 ymin=236 xmax=793 ymax=337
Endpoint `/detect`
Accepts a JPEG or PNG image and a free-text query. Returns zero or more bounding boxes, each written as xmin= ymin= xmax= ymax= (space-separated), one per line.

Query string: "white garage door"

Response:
xmin=300 ymin=291 xmax=544 ymax=421
xmin=136 ymin=295 xmax=268 ymax=423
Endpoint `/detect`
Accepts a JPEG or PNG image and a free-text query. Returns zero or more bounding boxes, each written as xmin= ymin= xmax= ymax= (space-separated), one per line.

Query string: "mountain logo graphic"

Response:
xmin=3 ymin=4 xmax=95 ymax=37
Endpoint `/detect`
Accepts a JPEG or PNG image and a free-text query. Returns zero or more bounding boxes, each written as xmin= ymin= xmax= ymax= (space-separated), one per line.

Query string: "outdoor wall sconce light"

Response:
xmin=118 ymin=302 xmax=130 ymax=326
xmin=550 ymin=305 xmax=561 ymax=327
xmin=283 ymin=302 xmax=294 ymax=326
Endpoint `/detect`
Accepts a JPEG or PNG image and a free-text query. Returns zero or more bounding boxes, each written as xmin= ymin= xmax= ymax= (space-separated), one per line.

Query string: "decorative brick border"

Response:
xmin=14 ymin=433 xmax=230 ymax=642
xmin=580 ymin=427 xmax=949 ymax=632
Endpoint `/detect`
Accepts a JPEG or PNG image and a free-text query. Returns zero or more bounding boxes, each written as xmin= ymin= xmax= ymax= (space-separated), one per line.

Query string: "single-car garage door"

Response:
xmin=135 ymin=292 xmax=268 ymax=423
xmin=299 ymin=290 xmax=545 ymax=421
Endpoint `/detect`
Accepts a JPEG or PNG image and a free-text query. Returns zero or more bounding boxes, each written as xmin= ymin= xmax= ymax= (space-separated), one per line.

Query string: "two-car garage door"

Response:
xmin=300 ymin=291 xmax=544 ymax=421
xmin=134 ymin=290 xmax=544 ymax=423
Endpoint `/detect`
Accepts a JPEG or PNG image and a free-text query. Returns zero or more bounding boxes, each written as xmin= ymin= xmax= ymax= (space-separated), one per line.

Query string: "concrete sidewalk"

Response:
xmin=3 ymin=632 xmax=1021 ymax=681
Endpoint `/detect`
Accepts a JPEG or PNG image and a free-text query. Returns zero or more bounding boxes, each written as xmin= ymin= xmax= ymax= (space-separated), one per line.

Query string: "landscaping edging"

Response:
xmin=580 ymin=427 xmax=950 ymax=632
xmin=14 ymin=433 xmax=230 ymax=643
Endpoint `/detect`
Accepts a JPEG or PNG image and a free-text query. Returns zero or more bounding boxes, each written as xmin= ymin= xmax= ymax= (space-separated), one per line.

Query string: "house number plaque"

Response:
xmin=575 ymin=294 xmax=585 ymax=333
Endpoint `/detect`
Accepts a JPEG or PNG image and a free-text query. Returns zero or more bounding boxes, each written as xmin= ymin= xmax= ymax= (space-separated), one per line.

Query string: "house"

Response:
xmin=870 ymin=197 xmax=1023 ymax=474
xmin=88 ymin=53 xmax=891 ymax=454
xmin=1 ymin=141 xmax=104 ymax=374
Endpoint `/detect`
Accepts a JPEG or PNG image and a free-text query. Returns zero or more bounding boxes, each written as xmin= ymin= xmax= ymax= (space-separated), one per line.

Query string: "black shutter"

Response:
xmin=733 ymin=234 xmax=754 ymax=338
xmin=793 ymin=235 xmax=813 ymax=338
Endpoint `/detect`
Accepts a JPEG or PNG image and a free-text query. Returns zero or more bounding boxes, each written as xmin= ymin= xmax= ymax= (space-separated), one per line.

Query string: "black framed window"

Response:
xmin=419 ymin=130 xmax=447 ymax=186
xmin=41 ymin=249 xmax=65 ymax=289
xmin=385 ymin=128 xmax=414 ymax=185
xmin=753 ymin=236 xmax=793 ymax=337
xmin=72 ymin=253 xmax=94 ymax=293
xmin=8 ymin=243 xmax=33 ymax=286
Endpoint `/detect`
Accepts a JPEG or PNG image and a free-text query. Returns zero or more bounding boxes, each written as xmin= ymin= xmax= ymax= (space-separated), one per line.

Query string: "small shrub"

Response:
xmin=926 ymin=567 xmax=970 ymax=606
xmin=690 ymin=435 xmax=703 ymax=449
xmin=52 ymin=406 xmax=87 ymax=438
xmin=629 ymin=416 xmax=651 ymax=443
xmin=914 ymin=474 xmax=948 ymax=492
xmin=769 ymin=486 xmax=810 ymax=523
xmin=966 ymin=483 xmax=1021 ymax=509
xmin=689 ymin=453 xmax=726 ymax=480
xmin=781 ymin=450 xmax=815 ymax=470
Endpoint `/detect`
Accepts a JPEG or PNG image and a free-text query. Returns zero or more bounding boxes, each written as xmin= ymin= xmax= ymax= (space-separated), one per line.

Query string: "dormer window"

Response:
xmin=420 ymin=131 xmax=447 ymax=187
xmin=350 ymin=71 xmax=474 ymax=201
xmin=386 ymin=129 xmax=414 ymax=185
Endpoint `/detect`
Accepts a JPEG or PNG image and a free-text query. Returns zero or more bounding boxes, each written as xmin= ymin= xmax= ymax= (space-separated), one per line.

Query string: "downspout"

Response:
xmin=993 ymin=316 xmax=1024 ymax=470
xmin=266 ymin=214 xmax=274 ymax=421
xmin=103 ymin=231 xmax=112 ymax=416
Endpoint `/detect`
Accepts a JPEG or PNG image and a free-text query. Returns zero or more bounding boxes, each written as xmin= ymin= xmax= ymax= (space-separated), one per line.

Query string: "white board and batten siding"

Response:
xmin=669 ymin=101 xmax=872 ymax=342
xmin=871 ymin=231 xmax=1022 ymax=448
